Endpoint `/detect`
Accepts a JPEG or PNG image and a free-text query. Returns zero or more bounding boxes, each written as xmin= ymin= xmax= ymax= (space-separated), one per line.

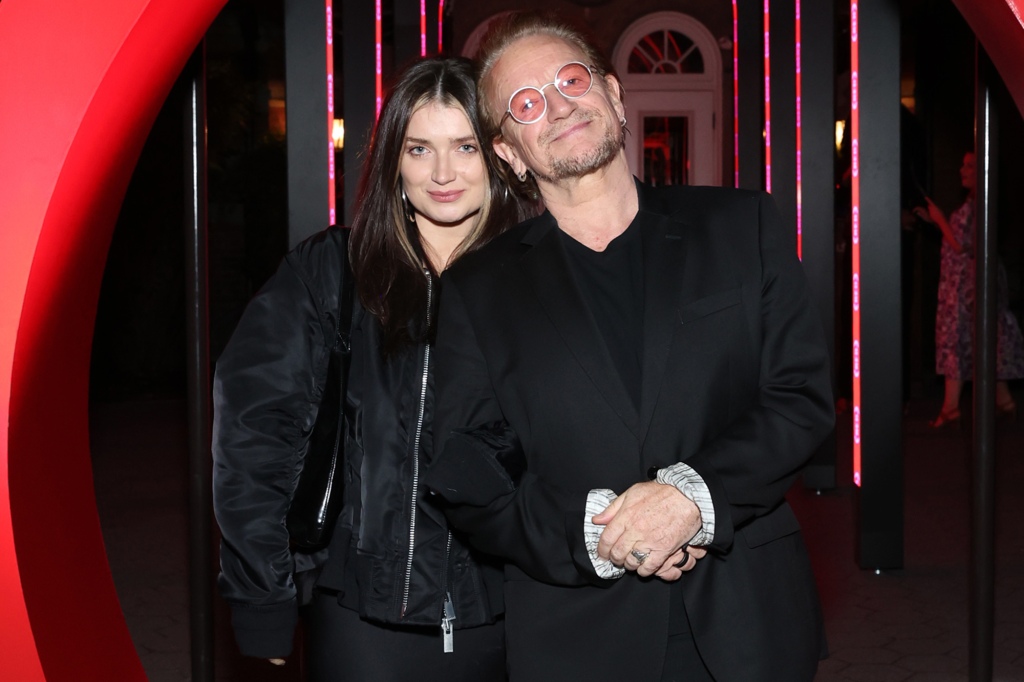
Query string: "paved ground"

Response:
xmin=800 ymin=395 xmax=1024 ymax=682
xmin=90 ymin=390 xmax=1024 ymax=681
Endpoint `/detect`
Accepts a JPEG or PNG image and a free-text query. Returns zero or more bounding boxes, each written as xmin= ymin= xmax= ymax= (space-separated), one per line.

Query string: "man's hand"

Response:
xmin=653 ymin=545 xmax=709 ymax=581
xmin=592 ymin=481 xmax=703 ymax=578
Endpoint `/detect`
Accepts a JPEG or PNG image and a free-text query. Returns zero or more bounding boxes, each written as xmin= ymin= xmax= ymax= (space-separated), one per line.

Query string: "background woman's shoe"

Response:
xmin=929 ymin=408 xmax=961 ymax=428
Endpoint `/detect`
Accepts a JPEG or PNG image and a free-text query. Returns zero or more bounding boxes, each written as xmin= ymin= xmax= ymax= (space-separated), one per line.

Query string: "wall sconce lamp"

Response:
xmin=333 ymin=118 xmax=345 ymax=150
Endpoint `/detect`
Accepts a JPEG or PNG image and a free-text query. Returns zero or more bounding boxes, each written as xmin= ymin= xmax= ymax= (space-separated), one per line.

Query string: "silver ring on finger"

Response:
xmin=630 ymin=549 xmax=650 ymax=565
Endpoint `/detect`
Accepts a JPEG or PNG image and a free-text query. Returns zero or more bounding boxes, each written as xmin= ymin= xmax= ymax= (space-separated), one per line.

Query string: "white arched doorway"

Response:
xmin=612 ymin=12 xmax=723 ymax=186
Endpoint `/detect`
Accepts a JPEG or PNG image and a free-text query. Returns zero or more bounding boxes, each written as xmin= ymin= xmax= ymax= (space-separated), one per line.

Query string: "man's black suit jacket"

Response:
xmin=430 ymin=181 xmax=835 ymax=681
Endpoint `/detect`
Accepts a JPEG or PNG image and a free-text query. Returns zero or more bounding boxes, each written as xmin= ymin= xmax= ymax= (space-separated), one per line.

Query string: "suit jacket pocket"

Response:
xmin=677 ymin=287 xmax=743 ymax=325
xmin=740 ymin=502 xmax=802 ymax=548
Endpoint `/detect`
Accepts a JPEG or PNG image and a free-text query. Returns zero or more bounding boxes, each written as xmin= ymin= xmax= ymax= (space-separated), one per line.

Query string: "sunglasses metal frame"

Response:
xmin=501 ymin=61 xmax=595 ymax=127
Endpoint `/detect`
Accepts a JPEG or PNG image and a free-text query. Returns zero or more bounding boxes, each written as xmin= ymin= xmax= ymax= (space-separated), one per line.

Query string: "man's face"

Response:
xmin=487 ymin=35 xmax=625 ymax=185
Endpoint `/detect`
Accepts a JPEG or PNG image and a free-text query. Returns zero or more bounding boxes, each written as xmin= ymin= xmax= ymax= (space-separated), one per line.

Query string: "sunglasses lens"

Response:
xmin=556 ymin=63 xmax=592 ymax=97
xmin=509 ymin=88 xmax=546 ymax=123
xmin=506 ymin=64 xmax=594 ymax=125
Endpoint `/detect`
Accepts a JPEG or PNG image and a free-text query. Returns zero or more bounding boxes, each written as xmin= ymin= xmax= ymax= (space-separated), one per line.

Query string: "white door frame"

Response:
xmin=612 ymin=12 xmax=723 ymax=186
xmin=626 ymin=90 xmax=716 ymax=187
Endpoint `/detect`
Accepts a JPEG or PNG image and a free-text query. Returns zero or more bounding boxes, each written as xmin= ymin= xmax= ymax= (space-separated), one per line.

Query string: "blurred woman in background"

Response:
xmin=916 ymin=151 xmax=1024 ymax=426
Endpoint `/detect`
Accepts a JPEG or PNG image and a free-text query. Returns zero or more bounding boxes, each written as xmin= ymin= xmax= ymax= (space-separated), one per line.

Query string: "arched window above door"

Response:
xmin=613 ymin=11 xmax=723 ymax=186
xmin=628 ymin=30 xmax=705 ymax=75
xmin=614 ymin=11 xmax=720 ymax=89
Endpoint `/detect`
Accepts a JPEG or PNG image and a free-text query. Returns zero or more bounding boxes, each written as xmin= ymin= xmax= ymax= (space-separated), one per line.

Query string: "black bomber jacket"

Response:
xmin=212 ymin=227 xmax=503 ymax=658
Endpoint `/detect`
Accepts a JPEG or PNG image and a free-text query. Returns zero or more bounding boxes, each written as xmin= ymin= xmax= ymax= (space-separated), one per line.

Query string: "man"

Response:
xmin=426 ymin=11 xmax=834 ymax=681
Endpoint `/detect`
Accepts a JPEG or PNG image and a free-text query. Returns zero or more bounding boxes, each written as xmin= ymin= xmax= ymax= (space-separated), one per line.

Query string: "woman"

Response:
xmin=212 ymin=56 xmax=530 ymax=680
xmin=916 ymin=151 xmax=1024 ymax=426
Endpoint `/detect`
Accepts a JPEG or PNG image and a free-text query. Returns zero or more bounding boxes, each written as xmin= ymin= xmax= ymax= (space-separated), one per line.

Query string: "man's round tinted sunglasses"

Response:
xmin=501 ymin=62 xmax=595 ymax=126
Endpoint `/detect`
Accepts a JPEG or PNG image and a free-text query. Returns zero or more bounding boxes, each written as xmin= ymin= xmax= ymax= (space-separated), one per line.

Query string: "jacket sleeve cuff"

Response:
xmin=228 ymin=598 xmax=299 ymax=659
xmin=424 ymin=421 xmax=524 ymax=506
xmin=655 ymin=462 xmax=716 ymax=546
xmin=583 ymin=489 xmax=626 ymax=579
xmin=680 ymin=451 xmax=735 ymax=551
xmin=566 ymin=492 xmax=620 ymax=588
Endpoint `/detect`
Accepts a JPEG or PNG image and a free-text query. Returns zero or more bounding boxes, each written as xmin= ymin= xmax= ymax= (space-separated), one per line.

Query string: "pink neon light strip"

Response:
xmin=763 ymin=0 xmax=771 ymax=193
xmin=733 ymin=0 xmax=739 ymax=187
xmin=420 ymin=0 xmax=427 ymax=56
xmin=326 ymin=0 xmax=336 ymax=225
xmin=851 ymin=1 xmax=862 ymax=486
xmin=375 ymin=0 xmax=382 ymax=117
xmin=438 ymin=0 xmax=445 ymax=53
xmin=795 ymin=0 xmax=803 ymax=259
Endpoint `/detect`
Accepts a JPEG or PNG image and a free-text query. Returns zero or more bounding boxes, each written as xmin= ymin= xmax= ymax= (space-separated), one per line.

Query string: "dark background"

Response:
xmin=85 ymin=0 xmax=1024 ymax=678
xmin=89 ymin=0 xmax=1024 ymax=406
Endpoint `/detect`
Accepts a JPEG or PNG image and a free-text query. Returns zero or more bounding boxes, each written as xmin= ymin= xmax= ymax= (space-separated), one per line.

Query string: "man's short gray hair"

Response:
xmin=474 ymin=11 xmax=620 ymax=143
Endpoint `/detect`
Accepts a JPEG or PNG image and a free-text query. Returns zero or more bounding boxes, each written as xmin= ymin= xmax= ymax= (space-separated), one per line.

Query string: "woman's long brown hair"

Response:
xmin=348 ymin=56 xmax=531 ymax=355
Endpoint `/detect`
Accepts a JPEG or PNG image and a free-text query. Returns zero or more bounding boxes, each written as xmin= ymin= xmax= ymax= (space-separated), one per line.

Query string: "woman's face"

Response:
xmin=400 ymin=102 xmax=487 ymax=235
xmin=960 ymin=152 xmax=976 ymax=192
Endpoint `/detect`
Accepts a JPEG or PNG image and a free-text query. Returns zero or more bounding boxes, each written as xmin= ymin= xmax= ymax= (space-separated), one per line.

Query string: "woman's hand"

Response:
xmin=268 ymin=658 xmax=286 ymax=666
xmin=924 ymin=198 xmax=946 ymax=224
xmin=916 ymin=198 xmax=964 ymax=253
xmin=914 ymin=198 xmax=943 ymax=225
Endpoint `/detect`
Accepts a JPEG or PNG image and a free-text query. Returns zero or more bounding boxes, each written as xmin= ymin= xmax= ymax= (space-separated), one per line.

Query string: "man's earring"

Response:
xmin=400 ymin=188 xmax=416 ymax=223
xmin=619 ymin=117 xmax=627 ymax=128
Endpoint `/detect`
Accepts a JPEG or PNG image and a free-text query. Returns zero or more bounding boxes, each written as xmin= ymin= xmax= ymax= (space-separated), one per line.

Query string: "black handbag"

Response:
xmin=286 ymin=229 xmax=354 ymax=553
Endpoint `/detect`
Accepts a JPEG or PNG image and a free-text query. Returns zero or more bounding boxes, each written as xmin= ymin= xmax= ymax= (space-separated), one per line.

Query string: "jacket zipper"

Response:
xmin=401 ymin=272 xmax=432 ymax=617
xmin=441 ymin=531 xmax=455 ymax=653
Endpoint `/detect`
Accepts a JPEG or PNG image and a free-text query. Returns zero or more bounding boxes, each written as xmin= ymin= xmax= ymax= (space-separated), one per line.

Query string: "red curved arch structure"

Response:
xmin=952 ymin=0 xmax=1024 ymax=115
xmin=1 ymin=1 xmax=1022 ymax=680
xmin=0 ymin=1 xmax=225 ymax=678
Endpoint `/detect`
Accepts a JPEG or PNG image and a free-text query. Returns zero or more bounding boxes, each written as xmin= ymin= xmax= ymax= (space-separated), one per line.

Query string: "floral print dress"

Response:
xmin=935 ymin=199 xmax=1024 ymax=380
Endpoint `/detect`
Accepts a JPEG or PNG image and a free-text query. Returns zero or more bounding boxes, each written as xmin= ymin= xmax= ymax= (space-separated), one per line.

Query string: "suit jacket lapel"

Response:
xmin=520 ymin=216 xmax=641 ymax=435
xmin=638 ymin=190 xmax=691 ymax=444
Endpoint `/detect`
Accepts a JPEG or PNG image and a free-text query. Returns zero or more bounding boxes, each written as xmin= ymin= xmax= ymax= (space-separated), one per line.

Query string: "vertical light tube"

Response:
xmin=375 ymin=0 xmax=383 ymax=117
xmin=851 ymin=0 xmax=862 ymax=486
xmin=326 ymin=0 xmax=336 ymax=224
xmin=438 ymin=0 xmax=445 ymax=53
xmin=420 ymin=0 xmax=427 ymax=56
xmin=763 ymin=0 xmax=771 ymax=193
xmin=733 ymin=0 xmax=740 ymax=187
xmin=795 ymin=0 xmax=803 ymax=259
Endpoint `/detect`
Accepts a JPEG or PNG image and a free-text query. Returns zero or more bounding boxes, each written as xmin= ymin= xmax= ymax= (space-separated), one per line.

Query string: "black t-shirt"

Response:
xmin=559 ymin=214 xmax=645 ymax=409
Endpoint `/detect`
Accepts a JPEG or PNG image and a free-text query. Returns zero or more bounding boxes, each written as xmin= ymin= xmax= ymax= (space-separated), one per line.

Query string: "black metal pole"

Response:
xmin=969 ymin=41 xmax=997 ymax=682
xmin=184 ymin=40 xmax=214 ymax=682
xmin=285 ymin=0 xmax=332 ymax=246
xmin=736 ymin=0 xmax=764 ymax=191
xmin=800 ymin=0 xmax=836 ymax=491
xmin=856 ymin=0 xmax=904 ymax=570
xmin=394 ymin=0 xmax=422 ymax=67
xmin=341 ymin=0 xmax=375 ymax=226
xmin=769 ymin=0 xmax=796 ymax=234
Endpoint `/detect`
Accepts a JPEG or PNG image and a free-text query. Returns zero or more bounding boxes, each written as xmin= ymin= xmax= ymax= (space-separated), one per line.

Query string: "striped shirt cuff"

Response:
xmin=584 ymin=489 xmax=625 ymax=579
xmin=656 ymin=462 xmax=715 ymax=546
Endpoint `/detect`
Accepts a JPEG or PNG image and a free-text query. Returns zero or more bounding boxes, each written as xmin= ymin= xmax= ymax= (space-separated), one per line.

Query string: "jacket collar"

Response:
xmin=519 ymin=177 xmax=682 ymax=246
xmin=636 ymin=184 xmax=691 ymax=444
xmin=514 ymin=178 xmax=695 ymax=439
